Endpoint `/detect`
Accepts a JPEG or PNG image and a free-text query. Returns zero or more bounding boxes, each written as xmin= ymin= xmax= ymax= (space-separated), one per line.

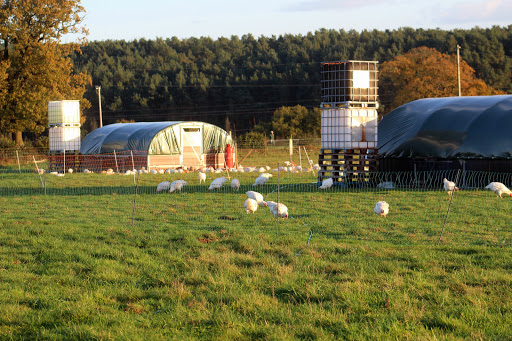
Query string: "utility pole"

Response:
xmin=95 ymin=85 xmax=103 ymax=127
xmin=457 ymin=45 xmax=461 ymax=97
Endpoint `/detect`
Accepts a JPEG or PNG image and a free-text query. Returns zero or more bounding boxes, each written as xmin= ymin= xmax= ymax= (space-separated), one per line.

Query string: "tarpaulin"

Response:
xmin=80 ymin=121 xmax=233 ymax=155
xmin=378 ymin=95 xmax=512 ymax=159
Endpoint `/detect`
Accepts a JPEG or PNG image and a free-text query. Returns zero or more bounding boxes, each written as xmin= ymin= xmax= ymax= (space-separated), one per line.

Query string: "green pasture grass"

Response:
xmin=1 ymin=171 xmax=512 ymax=339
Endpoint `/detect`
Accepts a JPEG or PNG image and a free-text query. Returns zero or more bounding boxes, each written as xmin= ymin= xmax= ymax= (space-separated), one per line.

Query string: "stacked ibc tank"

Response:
xmin=319 ymin=61 xmax=379 ymax=183
xmin=48 ymin=100 xmax=81 ymax=152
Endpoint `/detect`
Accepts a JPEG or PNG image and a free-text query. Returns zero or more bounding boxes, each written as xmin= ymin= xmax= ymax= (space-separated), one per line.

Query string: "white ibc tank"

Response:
xmin=49 ymin=126 xmax=81 ymax=151
xmin=321 ymin=107 xmax=378 ymax=149
xmin=48 ymin=100 xmax=80 ymax=126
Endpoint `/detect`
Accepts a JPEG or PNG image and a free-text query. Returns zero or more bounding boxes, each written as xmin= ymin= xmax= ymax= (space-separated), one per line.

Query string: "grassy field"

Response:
xmin=1 ymin=169 xmax=512 ymax=339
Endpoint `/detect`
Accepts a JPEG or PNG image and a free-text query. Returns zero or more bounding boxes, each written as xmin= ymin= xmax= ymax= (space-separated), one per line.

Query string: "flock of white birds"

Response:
xmin=155 ymin=171 xmax=511 ymax=219
xmin=157 ymin=171 xmax=290 ymax=218
xmin=156 ymin=173 xmax=512 ymax=219
xmin=41 ymin=164 xmax=511 ymax=218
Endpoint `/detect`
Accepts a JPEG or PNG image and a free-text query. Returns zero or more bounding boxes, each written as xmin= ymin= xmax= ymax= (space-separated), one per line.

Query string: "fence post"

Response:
xmin=299 ymin=145 xmax=302 ymax=172
xmin=303 ymin=146 xmax=315 ymax=177
xmin=131 ymin=150 xmax=136 ymax=184
xmin=289 ymin=139 xmax=293 ymax=167
xmin=276 ymin=163 xmax=280 ymax=236
xmin=33 ymin=155 xmax=44 ymax=187
xmin=16 ymin=150 xmax=21 ymax=173
xmin=132 ymin=170 xmax=140 ymax=228
xmin=438 ymin=169 xmax=461 ymax=244
xmin=114 ymin=150 xmax=119 ymax=174
xmin=43 ymin=171 xmax=47 ymax=219
xmin=63 ymin=150 xmax=66 ymax=174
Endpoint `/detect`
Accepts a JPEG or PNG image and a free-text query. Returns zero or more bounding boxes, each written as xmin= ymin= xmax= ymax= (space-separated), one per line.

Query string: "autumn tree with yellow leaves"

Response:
xmin=0 ymin=0 xmax=91 ymax=146
xmin=379 ymin=46 xmax=503 ymax=115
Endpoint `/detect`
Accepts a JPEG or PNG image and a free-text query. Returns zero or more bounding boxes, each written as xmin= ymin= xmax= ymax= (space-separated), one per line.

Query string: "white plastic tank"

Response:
xmin=321 ymin=107 xmax=378 ymax=149
xmin=48 ymin=100 xmax=81 ymax=126
xmin=49 ymin=126 xmax=81 ymax=151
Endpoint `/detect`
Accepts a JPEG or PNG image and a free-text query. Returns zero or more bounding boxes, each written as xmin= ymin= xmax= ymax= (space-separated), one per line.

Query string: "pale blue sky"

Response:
xmin=79 ymin=0 xmax=511 ymax=41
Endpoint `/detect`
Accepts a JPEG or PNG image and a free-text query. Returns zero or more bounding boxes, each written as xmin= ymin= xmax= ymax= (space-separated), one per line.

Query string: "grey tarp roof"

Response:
xmin=377 ymin=95 xmax=512 ymax=159
xmin=80 ymin=121 xmax=233 ymax=155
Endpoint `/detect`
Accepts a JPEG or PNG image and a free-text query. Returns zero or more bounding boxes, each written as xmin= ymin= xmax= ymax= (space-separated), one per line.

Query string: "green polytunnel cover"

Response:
xmin=80 ymin=121 xmax=233 ymax=155
xmin=378 ymin=95 xmax=512 ymax=159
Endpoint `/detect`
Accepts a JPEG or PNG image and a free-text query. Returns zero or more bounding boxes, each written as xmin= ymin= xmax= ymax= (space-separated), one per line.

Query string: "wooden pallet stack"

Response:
xmin=318 ymin=148 xmax=378 ymax=183
xmin=48 ymin=150 xmax=81 ymax=173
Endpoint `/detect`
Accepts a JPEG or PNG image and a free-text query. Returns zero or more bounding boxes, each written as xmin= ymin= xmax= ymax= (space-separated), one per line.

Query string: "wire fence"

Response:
xmin=1 ymin=164 xmax=511 ymax=248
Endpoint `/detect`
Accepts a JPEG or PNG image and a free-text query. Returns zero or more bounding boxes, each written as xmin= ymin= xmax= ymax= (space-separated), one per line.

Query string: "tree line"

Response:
xmin=74 ymin=26 xmax=512 ymax=139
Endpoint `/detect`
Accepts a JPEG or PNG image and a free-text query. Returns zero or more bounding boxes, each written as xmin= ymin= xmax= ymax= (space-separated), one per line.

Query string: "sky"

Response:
xmin=78 ymin=0 xmax=511 ymax=42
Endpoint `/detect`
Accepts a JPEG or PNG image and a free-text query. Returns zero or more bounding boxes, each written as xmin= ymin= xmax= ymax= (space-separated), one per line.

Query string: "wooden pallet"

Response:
xmin=48 ymin=151 xmax=81 ymax=172
xmin=318 ymin=149 xmax=379 ymax=183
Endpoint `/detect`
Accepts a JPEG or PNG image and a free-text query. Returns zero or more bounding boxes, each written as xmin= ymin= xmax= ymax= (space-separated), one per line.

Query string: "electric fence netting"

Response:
xmin=1 ymin=164 xmax=511 ymax=248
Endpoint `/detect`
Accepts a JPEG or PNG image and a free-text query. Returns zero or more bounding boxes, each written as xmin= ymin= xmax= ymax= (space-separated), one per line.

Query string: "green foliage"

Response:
xmin=32 ymin=135 xmax=49 ymax=149
xmin=0 ymin=135 xmax=15 ymax=149
xmin=237 ymin=131 xmax=267 ymax=149
xmin=271 ymin=105 xmax=321 ymax=139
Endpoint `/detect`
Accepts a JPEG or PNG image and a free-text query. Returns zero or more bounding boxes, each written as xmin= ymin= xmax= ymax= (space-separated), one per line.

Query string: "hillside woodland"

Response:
xmin=2 ymin=22 xmax=511 ymax=146
xmin=73 ymin=26 xmax=511 ymax=139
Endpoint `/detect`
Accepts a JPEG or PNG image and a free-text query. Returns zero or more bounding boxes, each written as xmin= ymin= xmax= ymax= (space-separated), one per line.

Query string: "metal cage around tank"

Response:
xmin=321 ymin=60 xmax=379 ymax=107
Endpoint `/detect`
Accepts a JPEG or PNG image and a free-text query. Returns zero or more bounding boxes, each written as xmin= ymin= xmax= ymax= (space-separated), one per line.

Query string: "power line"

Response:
xmin=86 ymin=98 xmax=320 ymax=116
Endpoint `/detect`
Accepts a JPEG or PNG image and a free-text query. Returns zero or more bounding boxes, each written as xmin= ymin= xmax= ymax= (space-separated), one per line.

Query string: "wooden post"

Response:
xmin=33 ymin=155 xmax=44 ymax=187
xmin=16 ymin=150 xmax=21 ymax=173
xmin=114 ymin=150 xmax=119 ymax=174
xmin=131 ymin=150 xmax=136 ymax=184
xmin=303 ymin=146 xmax=315 ymax=177
xmin=299 ymin=144 xmax=302 ymax=172
xmin=132 ymin=170 xmax=140 ymax=228
xmin=289 ymin=138 xmax=293 ymax=167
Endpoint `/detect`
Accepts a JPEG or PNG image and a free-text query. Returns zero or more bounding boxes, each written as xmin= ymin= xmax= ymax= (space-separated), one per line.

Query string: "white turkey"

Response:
xmin=198 ymin=172 xmax=206 ymax=183
xmin=253 ymin=175 xmax=269 ymax=186
xmin=266 ymin=201 xmax=289 ymax=218
xmin=208 ymin=177 xmax=227 ymax=190
xmin=373 ymin=201 xmax=389 ymax=217
xmin=231 ymin=178 xmax=240 ymax=191
xmin=377 ymin=181 xmax=395 ymax=189
xmin=245 ymin=191 xmax=267 ymax=206
xmin=485 ymin=182 xmax=512 ymax=198
xmin=156 ymin=181 xmax=170 ymax=192
xmin=169 ymin=180 xmax=188 ymax=193
xmin=319 ymin=178 xmax=333 ymax=189
xmin=259 ymin=172 xmax=273 ymax=179
xmin=244 ymin=198 xmax=258 ymax=214
xmin=443 ymin=178 xmax=459 ymax=196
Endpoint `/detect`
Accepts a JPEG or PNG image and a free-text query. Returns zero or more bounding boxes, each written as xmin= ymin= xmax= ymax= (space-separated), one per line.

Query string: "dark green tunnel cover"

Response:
xmin=378 ymin=95 xmax=512 ymax=159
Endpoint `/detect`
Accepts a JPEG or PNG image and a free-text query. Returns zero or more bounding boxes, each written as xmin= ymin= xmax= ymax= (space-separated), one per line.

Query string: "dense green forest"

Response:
xmin=72 ymin=26 xmax=512 ymax=138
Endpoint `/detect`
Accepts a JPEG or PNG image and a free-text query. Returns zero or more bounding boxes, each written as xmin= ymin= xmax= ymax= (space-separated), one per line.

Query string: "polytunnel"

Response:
xmin=378 ymin=95 xmax=512 ymax=172
xmin=80 ymin=121 xmax=233 ymax=169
